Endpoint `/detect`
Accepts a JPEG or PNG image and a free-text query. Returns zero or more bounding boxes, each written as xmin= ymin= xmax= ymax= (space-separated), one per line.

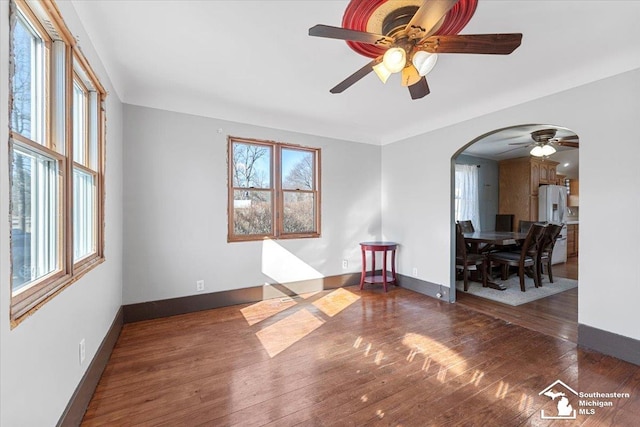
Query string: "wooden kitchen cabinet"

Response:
xmin=499 ymin=157 xmax=559 ymax=227
xmin=567 ymin=223 xmax=579 ymax=257
xmin=568 ymin=179 xmax=579 ymax=206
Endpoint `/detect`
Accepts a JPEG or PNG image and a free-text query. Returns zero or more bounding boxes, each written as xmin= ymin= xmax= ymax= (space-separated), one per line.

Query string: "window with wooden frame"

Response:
xmin=8 ymin=0 xmax=106 ymax=325
xmin=228 ymin=137 xmax=321 ymax=242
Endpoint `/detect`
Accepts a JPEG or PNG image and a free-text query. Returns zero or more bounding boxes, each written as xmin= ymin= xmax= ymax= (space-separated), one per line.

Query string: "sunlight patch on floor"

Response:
xmin=312 ymin=288 xmax=360 ymax=317
xmin=402 ymin=332 xmax=468 ymax=377
xmin=255 ymin=308 xmax=324 ymax=357
xmin=240 ymin=298 xmax=297 ymax=326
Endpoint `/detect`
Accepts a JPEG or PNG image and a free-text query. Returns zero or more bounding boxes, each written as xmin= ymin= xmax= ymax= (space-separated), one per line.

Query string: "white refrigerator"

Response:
xmin=538 ymin=185 xmax=568 ymax=264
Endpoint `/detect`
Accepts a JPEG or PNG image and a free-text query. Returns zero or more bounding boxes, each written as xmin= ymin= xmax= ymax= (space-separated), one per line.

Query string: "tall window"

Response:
xmin=454 ymin=164 xmax=480 ymax=231
xmin=9 ymin=0 xmax=106 ymax=324
xmin=228 ymin=137 xmax=320 ymax=242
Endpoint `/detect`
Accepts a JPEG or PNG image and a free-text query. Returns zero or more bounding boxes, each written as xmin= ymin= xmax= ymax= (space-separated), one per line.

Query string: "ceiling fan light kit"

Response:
xmin=382 ymin=47 xmax=407 ymax=73
xmin=373 ymin=62 xmax=392 ymax=83
xmin=308 ymin=0 xmax=522 ymax=100
xmin=412 ymin=51 xmax=438 ymax=76
xmin=530 ymin=144 xmax=556 ymax=157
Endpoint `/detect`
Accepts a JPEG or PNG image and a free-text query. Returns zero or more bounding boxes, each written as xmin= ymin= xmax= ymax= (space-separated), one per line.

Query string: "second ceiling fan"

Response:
xmin=309 ymin=0 xmax=523 ymax=99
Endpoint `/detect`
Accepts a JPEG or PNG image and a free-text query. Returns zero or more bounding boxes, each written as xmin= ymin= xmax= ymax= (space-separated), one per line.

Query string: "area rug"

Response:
xmin=456 ymin=275 xmax=578 ymax=306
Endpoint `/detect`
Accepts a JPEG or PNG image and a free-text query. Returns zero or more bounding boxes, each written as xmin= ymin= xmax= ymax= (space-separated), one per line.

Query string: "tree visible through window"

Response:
xmin=228 ymin=137 xmax=320 ymax=241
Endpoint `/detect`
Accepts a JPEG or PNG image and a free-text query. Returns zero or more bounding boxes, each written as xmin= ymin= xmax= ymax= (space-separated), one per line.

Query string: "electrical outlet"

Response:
xmin=196 ymin=280 xmax=205 ymax=292
xmin=412 ymin=267 xmax=418 ymax=277
xmin=342 ymin=259 xmax=348 ymax=269
xmin=79 ymin=339 xmax=86 ymax=365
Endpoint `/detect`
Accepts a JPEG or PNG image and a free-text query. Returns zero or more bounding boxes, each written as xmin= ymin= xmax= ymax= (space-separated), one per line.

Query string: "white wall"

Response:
xmin=123 ymin=104 xmax=382 ymax=304
xmin=0 ymin=2 xmax=124 ymax=425
xmin=382 ymin=68 xmax=640 ymax=341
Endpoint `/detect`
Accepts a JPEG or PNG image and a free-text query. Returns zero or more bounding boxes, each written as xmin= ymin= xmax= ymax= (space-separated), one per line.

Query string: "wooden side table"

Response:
xmin=359 ymin=241 xmax=398 ymax=292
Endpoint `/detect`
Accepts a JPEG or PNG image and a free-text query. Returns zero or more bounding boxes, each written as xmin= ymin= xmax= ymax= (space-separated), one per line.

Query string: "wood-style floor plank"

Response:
xmin=456 ymin=256 xmax=578 ymax=343
xmin=83 ymin=276 xmax=639 ymax=426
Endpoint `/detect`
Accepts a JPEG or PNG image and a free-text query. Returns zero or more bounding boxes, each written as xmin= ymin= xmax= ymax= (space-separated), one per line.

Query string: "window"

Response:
xmin=454 ymin=164 xmax=480 ymax=231
xmin=9 ymin=0 xmax=106 ymax=324
xmin=228 ymin=137 xmax=320 ymax=241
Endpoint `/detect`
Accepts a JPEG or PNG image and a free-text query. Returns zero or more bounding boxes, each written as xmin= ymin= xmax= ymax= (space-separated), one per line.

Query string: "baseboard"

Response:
xmin=123 ymin=273 xmax=361 ymax=323
xmin=578 ymin=323 xmax=640 ymax=366
xmin=397 ymin=274 xmax=452 ymax=302
xmin=57 ymin=307 xmax=123 ymax=427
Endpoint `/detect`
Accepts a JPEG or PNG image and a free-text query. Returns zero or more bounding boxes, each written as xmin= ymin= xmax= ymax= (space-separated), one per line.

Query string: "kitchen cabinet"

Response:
xmin=499 ymin=157 xmax=560 ymax=227
xmin=568 ymin=179 xmax=579 ymax=206
xmin=567 ymin=223 xmax=579 ymax=257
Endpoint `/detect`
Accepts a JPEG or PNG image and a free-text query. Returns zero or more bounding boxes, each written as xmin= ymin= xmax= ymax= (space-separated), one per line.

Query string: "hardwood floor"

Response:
xmin=83 ymin=274 xmax=640 ymax=426
xmin=457 ymin=256 xmax=578 ymax=343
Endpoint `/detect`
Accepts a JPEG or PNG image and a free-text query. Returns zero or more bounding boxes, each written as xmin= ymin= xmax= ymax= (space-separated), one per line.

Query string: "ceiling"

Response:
xmin=70 ymin=1 xmax=640 ymax=148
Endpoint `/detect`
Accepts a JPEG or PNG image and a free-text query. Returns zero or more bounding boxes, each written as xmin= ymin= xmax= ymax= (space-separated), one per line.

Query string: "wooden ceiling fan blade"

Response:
xmin=418 ymin=33 xmax=523 ymax=54
xmin=406 ymin=0 xmax=460 ymax=39
xmin=309 ymin=24 xmax=393 ymax=47
xmin=508 ymin=142 xmax=532 ymax=146
xmin=556 ymin=140 xmax=579 ymax=148
xmin=408 ymin=76 xmax=430 ymax=100
xmin=330 ymin=58 xmax=380 ymax=94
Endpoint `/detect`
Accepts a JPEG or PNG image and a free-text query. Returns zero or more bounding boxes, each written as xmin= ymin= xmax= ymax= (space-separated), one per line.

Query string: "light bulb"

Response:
xmin=412 ymin=51 xmax=438 ymax=76
xmin=541 ymin=144 xmax=557 ymax=156
xmin=530 ymin=146 xmax=544 ymax=157
xmin=373 ymin=62 xmax=392 ymax=84
xmin=382 ymin=48 xmax=406 ymax=73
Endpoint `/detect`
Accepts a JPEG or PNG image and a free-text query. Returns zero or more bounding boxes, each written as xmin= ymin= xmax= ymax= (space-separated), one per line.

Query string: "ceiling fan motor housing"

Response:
xmin=342 ymin=0 xmax=478 ymax=58
xmin=531 ymin=129 xmax=557 ymax=143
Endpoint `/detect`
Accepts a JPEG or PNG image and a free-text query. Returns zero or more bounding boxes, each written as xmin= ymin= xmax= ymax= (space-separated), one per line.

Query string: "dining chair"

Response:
xmin=455 ymin=223 xmax=487 ymax=291
xmin=495 ymin=214 xmax=514 ymax=232
xmin=518 ymin=220 xmax=537 ymax=233
xmin=457 ymin=220 xmax=475 ymax=233
xmin=489 ymin=223 xmax=546 ymax=292
xmin=537 ymin=223 xmax=564 ymax=284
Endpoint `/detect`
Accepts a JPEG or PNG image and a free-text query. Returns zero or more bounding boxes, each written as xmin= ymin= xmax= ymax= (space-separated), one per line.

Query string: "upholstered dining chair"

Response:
xmin=455 ymin=223 xmax=487 ymax=291
xmin=537 ymin=223 xmax=564 ymax=284
xmin=489 ymin=223 xmax=546 ymax=292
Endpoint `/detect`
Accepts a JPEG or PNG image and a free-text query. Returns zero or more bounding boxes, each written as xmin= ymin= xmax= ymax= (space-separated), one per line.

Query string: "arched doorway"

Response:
xmin=451 ymin=124 xmax=579 ymax=342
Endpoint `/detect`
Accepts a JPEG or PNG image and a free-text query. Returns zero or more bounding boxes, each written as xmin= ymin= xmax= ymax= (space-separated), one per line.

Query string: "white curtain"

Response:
xmin=455 ymin=164 xmax=481 ymax=231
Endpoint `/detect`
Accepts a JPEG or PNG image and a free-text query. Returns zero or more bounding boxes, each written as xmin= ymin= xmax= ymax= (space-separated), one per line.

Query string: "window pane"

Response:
xmin=232 ymin=143 xmax=271 ymax=189
xmin=73 ymin=82 xmax=87 ymax=164
xmin=88 ymin=91 xmax=99 ymax=170
xmin=283 ymin=192 xmax=315 ymax=234
xmin=282 ymin=148 xmax=314 ymax=190
xmin=233 ymin=190 xmax=272 ymax=235
xmin=73 ymin=168 xmax=96 ymax=261
xmin=11 ymin=148 xmax=59 ymax=293
xmin=11 ymin=14 xmax=44 ymax=142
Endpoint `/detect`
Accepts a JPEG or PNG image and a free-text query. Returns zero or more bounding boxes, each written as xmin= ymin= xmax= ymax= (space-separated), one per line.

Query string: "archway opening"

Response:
xmin=451 ymin=124 xmax=579 ymax=343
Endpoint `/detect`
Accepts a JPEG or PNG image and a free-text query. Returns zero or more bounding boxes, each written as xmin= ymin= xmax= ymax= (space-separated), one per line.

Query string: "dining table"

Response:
xmin=463 ymin=230 xmax=529 ymax=290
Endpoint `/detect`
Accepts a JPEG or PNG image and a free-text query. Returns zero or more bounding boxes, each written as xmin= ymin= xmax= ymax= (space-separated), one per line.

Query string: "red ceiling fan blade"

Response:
xmin=330 ymin=58 xmax=381 ymax=94
xmin=406 ymin=0 xmax=460 ymax=39
xmin=408 ymin=76 xmax=430 ymax=100
xmin=418 ymin=33 xmax=523 ymax=54
xmin=309 ymin=24 xmax=393 ymax=47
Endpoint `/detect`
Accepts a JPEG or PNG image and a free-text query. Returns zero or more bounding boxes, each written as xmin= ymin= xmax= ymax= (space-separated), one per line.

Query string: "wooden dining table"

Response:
xmin=463 ymin=230 xmax=529 ymax=290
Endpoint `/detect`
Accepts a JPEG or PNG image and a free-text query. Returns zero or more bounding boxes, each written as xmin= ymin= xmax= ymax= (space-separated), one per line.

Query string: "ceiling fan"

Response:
xmin=506 ymin=129 xmax=579 ymax=157
xmin=308 ymin=0 xmax=523 ymax=99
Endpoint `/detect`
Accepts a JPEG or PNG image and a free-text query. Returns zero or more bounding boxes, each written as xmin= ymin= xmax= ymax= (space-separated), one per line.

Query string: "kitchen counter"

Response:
xmin=566 ymin=220 xmax=579 ymax=225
